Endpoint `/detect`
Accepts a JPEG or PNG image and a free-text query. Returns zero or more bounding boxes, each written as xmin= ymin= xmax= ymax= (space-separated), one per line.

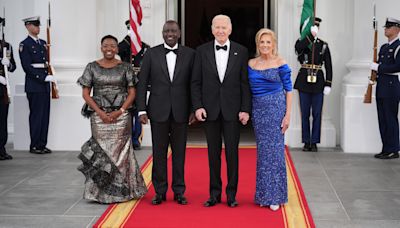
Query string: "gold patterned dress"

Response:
xmin=77 ymin=61 xmax=147 ymax=203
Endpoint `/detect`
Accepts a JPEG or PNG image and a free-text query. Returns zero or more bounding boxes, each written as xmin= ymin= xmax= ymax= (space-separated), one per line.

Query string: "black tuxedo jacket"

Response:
xmin=191 ymin=41 xmax=251 ymax=121
xmin=136 ymin=44 xmax=195 ymax=122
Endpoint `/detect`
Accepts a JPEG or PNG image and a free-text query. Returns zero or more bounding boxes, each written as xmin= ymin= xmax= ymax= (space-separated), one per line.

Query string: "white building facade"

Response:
xmin=2 ymin=0 xmax=399 ymax=152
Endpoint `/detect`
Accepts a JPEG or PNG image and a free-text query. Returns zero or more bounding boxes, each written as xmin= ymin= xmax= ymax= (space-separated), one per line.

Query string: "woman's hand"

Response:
xmin=281 ymin=115 xmax=290 ymax=134
xmin=108 ymin=110 xmax=123 ymax=123
xmin=98 ymin=110 xmax=113 ymax=124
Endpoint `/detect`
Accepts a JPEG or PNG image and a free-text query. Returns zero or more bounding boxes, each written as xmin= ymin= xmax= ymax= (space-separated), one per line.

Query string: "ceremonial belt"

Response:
xmin=301 ymin=64 xmax=322 ymax=70
xmin=31 ymin=63 xmax=48 ymax=68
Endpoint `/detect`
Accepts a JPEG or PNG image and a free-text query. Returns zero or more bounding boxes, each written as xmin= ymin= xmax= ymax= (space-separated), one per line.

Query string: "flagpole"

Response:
xmin=313 ymin=0 xmax=316 ymax=22
xmin=310 ymin=0 xmax=317 ymax=82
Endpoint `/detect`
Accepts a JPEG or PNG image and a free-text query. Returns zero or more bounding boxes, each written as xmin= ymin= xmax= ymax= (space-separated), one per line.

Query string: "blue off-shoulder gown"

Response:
xmin=248 ymin=64 xmax=292 ymax=206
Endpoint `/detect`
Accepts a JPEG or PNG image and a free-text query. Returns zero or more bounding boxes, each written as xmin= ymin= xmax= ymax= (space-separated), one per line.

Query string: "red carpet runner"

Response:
xmin=94 ymin=146 xmax=315 ymax=228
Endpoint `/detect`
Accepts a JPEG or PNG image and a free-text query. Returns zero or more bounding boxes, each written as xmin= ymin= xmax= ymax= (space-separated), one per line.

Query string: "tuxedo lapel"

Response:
xmin=172 ymin=46 xmax=182 ymax=82
xmin=205 ymin=42 xmax=219 ymax=79
xmin=157 ymin=46 xmax=170 ymax=83
xmin=224 ymin=42 xmax=238 ymax=81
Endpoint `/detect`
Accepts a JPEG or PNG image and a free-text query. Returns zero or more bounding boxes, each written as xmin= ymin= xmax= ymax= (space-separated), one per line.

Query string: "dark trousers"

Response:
xmin=132 ymin=111 xmax=142 ymax=146
xmin=299 ymin=91 xmax=324 ymax=144
xmin=0 ymin=102 xmax=8 ymax=153
xmin=150 ymin=112 xmax=187 ymax=196
xmin=376 ymin=97 xmax=400 ymax=152
xmin=26 ymin=92 xmax=50 ymax=149
xmin=204 ymin=113 xmax=240 ymax=200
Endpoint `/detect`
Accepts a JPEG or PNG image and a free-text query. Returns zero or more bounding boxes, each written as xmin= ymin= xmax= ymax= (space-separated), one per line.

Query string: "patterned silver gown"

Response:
xmin=77 ymin=61 xmax=147 ymax=204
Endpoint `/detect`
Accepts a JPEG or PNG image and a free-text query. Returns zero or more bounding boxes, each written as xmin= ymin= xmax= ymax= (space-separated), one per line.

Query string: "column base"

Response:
xmin=13 ymin=83 xmax=91 ymax=151
xmin=340 ymin=83 xmax=384 ymax=153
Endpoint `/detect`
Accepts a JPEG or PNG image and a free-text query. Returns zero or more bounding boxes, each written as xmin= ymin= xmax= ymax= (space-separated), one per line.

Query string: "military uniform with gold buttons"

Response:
xmin=372 ymin=17 xmax=400 ymax=159
xmin=19 ymin=16 xmax=52 ymax=154
xmin=294 ymin=17 xmax=332 ymax=152
xmin=118 ymin=20 xmax=150 ymax=150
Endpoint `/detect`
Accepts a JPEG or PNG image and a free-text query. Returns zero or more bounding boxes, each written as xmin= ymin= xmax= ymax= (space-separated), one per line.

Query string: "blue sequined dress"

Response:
xmin=248 ymin=64 xmax=292 ymax=206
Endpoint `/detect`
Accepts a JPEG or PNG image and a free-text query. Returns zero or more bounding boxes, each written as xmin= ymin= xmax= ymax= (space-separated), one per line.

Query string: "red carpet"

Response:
xmin=94 ymin=146 xmax=315 ymax=228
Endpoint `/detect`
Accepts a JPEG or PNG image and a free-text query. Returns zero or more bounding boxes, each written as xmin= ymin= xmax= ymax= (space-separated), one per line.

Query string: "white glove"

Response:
xmin=0 ymin=76 xmax=6 ymax=85
xmin=323 ymin=86 xmax=331 ymax=95
xmin=44 ymin=75 xmax=55 ymax=82
xmin=1 ymin=58 xmax=10 ymax=67
xmin=370 ymin=62 xmax=379 ymax=71
xmin=310 ymin=25 xmax=319 ymax=38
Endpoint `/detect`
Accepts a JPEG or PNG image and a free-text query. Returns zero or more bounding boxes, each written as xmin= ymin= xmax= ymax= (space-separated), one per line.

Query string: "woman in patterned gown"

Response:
xmin=77 ymin=35 xmax=147 ymax=203
xmin=248 ymin=29 xmax=293 ymax=211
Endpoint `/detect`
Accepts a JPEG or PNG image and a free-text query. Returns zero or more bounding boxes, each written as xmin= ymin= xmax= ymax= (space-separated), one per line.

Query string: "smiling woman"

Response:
xmin=76 ymin=34 xmax=147 ymax=204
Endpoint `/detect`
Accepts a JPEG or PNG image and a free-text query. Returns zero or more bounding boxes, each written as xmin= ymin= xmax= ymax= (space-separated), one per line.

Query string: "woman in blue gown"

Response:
xmin=248 ymin=28 xmax=293 ymax=211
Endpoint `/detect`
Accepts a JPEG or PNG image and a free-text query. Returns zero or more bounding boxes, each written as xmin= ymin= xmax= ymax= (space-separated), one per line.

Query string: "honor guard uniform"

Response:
xmin=294 ymin=17 xmax=332 ymax=152
xmin=118 ymin=20 xmax=150 ymax=150
xmin=370 ymin=17 xmax=400 ymax=159
xmin=19 ymin=16 xmax=53 ymax=154
xmin=0 ymin=17 xmax=17 ymax=160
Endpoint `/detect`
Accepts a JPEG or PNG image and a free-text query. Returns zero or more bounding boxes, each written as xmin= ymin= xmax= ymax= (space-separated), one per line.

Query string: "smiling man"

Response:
xmin=191 ymin=14 xmax=251 ymax=208
xmin=136 ymin=20 xmax=196 ymax=205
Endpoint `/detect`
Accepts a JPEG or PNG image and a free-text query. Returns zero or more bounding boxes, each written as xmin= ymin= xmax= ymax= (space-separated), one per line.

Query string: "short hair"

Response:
xmin=164 ymin=20 xmax=180 ymax=29
xmin=255 ymin=28 xmax=278 ymax=57
xmin=211 ymin=14 xmax=232 ymax=29
xmin=101 ymin=35 xmax=118 ymax=45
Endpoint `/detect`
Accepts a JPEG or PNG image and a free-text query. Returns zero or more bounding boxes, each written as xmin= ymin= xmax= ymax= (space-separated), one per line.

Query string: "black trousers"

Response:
xmin=376 ymin=97 xmax=400 ymax=152
xmin=150 ymin=112 xmax=188 ymax=196
xmin=204 ymin=113 xmax=240 ymax=201
xmin=0 ymin=101 xmax=8 ymax=153
xmin=26 ymin=92 xmax=50 ymax=149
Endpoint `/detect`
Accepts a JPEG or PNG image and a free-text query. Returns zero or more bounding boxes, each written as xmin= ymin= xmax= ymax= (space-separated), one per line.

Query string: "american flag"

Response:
xmin=129 ymin=0 xmax=143 ymax=55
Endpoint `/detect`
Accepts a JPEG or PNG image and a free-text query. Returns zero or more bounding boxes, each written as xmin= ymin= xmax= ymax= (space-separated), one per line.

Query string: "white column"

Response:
xmin=341 ymin=0 xmax=400 ymax=153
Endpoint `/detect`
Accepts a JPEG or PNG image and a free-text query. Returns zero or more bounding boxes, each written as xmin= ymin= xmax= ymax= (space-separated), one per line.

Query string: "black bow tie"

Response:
xmin=165 ymin=48 xmax=178 ymax=55
xmin=216 ymin=45 xmax=227 ymax=51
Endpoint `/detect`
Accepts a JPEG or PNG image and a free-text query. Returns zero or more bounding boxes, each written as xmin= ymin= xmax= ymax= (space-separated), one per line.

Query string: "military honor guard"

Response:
xmin=370 ymin=17 xmax=400 ymax=159
xmin=118 ymin=20 xmax=150 ymax=150
xmin=0 ymin=17 xmax=17 ymax=160
xmin=294 ymin=17 xmax=332 ymax=152
xmin=19 ymin=16 xmax=54 ymax=154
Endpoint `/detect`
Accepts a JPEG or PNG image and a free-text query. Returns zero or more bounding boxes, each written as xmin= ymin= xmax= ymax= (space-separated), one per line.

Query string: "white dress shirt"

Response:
xmin=214 ymin=40 xmax=230 ymax=82
xmin=164 ymin=43 xmax=178 ymax=82
xmin=138 ymin=43 xmax=178 ymax=117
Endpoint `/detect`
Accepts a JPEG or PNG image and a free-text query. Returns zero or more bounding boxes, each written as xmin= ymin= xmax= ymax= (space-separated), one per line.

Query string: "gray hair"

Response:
xmin=211 ymin=14 xmax=232 ymax=29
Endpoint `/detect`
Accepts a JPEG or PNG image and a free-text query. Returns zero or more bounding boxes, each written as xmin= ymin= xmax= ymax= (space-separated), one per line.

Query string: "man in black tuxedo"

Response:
xmin=191 ymin=14 xmax=251 ymax=208
xmin=136 ymin=20 xmax=195 ymax=205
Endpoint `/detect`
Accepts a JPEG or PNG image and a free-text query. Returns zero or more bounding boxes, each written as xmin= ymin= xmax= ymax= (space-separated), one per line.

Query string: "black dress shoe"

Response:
xmin=133 ymin=144 xmax=141 ymax=150
xmin=204 ymin=197 xmax=221 ymax=207
xmin=3 ymin=153 xmax=12 ymax=160
xmin=30 ymin=147 xmax=46 ymax=154
xmin=42 ymin=147 xmax=52 ymax=154
xmin=374 ymin=152 xmax=386 ymax=158
xmin=302 ymin=143 xmax=311 ymax=151
xmin=379 ymin=152 xmax=399 ymax=159
xmin=227 ymin=199 xmax=238 ymax=208
xmin=151 ymin=194 xmax=166 ymax=205
xmin=0 ymin=154 xmax=6 ymax=160
xmin=174 ymin=194 xmax=188 ymax=205
xmin=311 ymin=143 xmax=318 ymax=152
